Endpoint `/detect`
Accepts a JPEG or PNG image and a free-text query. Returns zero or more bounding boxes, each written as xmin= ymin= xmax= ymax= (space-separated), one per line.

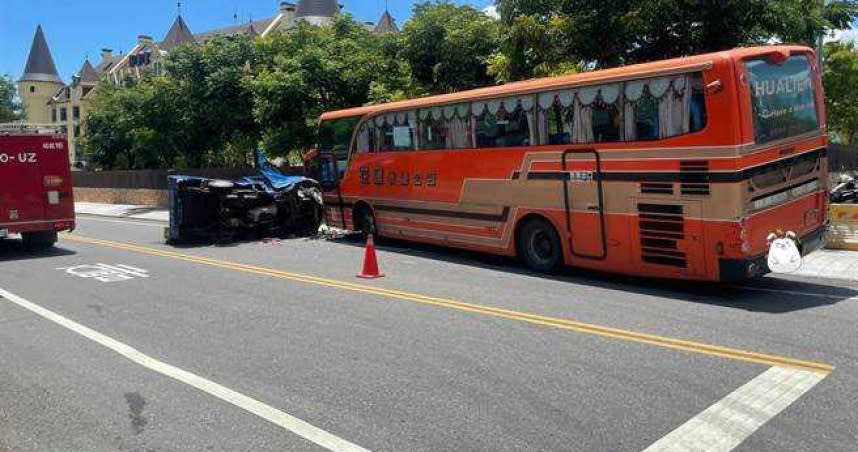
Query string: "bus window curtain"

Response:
xmin=449 ymin=117 xmax=471 ymax=149
xmin=674 ymin=75 xmax=692 ymax=135
xmin=573 ymin=99 xmax=594 ymax=144
xmin=526 ymin=110 xmax=537 ymax=146
xmin=658 ymin=75 xmax=692 ymax=139
xmin=658 ymin=89 xmax=674 ymax=139
xmin=624 ymin=100 xmax=636 ymax=141
xmin=356 ymin=126 xmax=370 ymax=152
xmin=537 ymin=109 xmax=549 ymax=145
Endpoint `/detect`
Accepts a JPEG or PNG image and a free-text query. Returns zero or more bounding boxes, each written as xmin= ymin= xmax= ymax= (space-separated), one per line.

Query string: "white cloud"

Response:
xmin=483 ymin=5 xmax=500 ymax=19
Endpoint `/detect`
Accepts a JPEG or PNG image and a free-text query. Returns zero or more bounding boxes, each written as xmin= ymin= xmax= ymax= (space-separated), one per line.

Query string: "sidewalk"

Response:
xmin=75 ymin=202 xmax=168 ymax=223
xmin=791 ymin=249 xmax=858 ymax=282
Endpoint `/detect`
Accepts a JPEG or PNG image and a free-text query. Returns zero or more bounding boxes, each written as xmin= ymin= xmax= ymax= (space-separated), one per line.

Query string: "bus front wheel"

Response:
xmin=518 ymin=219 xmax=562 ymax=272
xmin=22 ymin=230 xmax=58 ymax=251
xmin=354 ymin=205 xmax=377 ymax=237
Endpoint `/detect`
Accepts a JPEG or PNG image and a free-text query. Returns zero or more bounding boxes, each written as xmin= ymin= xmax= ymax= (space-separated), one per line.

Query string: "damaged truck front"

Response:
xmin=167 ymin=155 xmax=323 ymax=243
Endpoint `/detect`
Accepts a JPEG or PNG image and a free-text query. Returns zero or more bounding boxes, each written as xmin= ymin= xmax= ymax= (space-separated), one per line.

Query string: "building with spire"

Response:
xmin=374 ymin=10 xmax=399 ymax=34
xmin=18 ymin=25 xmax=65 ymax=125
xmin=18 ymin=2 xmax=398 ymax=167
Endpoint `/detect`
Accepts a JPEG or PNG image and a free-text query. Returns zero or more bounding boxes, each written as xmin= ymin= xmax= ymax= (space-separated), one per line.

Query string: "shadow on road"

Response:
xmin=0 ymin=238 xmax=77 ymax=262
xmin=329 ymin=235 xmax=857 ymax=314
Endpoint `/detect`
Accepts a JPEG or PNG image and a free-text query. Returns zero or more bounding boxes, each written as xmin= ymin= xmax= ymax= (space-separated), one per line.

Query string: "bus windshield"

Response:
xmin=746 ymin=55 xmax=819 ymax=144
xmin=317 ymin=117 xmax=359 ymax=187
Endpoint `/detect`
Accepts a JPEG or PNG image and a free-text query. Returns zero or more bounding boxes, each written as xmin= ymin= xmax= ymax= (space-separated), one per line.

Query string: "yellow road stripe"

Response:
xmin=63 ymin=234 xmax=834 ymax=374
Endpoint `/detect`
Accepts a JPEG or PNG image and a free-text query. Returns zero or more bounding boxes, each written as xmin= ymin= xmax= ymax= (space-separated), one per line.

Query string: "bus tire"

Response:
xmin=354 ymin=204 xmax=377 ymax=237
xmin=518 ymin=218 xmax=562 ymax=272
xmin=22 ymin=230 xmax=57 ymax=251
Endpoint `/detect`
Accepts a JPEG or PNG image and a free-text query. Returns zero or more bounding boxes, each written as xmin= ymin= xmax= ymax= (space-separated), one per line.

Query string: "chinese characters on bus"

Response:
xmin=360 ymin=166 xmax=438 ymax=188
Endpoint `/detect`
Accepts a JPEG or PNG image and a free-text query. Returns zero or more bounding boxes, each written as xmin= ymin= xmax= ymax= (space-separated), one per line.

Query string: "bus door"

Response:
xmin=562 ymin=149 xmax=607 ymax=260
xmin=630 ymin=199 xmax=706 ymax=277
xmin=316 ymin=150 xmax=348 ymax=229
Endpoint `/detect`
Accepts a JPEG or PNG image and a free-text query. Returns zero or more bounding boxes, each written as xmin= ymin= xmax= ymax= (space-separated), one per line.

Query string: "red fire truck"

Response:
xmin=0 ymin=124 xmax=75 ymax=250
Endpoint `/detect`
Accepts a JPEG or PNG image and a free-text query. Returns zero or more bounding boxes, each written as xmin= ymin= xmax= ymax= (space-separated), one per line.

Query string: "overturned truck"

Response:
xmin=167 ymin=155 xmax=323 ymax=244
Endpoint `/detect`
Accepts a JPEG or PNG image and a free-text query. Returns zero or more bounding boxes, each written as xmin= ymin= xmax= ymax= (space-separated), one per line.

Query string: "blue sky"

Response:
xmin=0 ymin=0 xmax=496 ymax=83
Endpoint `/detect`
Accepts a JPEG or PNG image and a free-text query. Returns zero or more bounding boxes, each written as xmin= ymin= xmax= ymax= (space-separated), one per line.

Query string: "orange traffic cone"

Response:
xmin=357 ymin=234 xmax=385 ymax=279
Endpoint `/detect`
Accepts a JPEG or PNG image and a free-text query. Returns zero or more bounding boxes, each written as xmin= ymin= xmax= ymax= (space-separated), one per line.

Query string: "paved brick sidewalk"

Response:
xmin=791 ymin=248 xmax=858 ymax=282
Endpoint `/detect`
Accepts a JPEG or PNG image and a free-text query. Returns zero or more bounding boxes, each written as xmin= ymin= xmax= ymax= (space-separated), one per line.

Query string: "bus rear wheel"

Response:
xmin=354 ymin=205 xmax=377 ymax=237
xmin=518 ymin=219 xmax=562 ymax=272
xmin=22 ymin=230 xmax=57 ymax=251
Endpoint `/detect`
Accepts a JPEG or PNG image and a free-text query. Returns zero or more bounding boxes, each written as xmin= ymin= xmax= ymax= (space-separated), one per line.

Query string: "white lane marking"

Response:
xmin=644 ymin=366 xmax=827 ymax=452
xmin=76 ymin=216 xmax=166 ymax=227
xmin=730 ymin=285 xmax=857 ymax=301
xmin=59 ymin=263 xmax=150 ymax=283
xmin=0 ymin=287 xmax=370 ymax=452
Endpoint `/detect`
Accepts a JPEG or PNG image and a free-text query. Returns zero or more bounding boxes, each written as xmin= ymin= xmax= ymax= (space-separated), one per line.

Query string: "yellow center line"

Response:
xmin=63 ymin=234 xmax=834 ymax=375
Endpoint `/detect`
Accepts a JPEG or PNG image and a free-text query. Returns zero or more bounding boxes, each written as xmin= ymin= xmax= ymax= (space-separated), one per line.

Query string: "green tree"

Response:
xmin=249 ymin=16 xmax=414 ymax=156
xmin=0 ymin=74 xmax=21 ymax=122
xmin=824 ymin=41 xmax=858 ymax=145
xmin=83 ymin=78 xmax=183 ymax=170
xmin=166 ymin=35 xmax=260 ymax=167
xmin=399 ymin=1 xmax=500 ymax=94
xmin=494 ymin=0 xmax=858 ymax=81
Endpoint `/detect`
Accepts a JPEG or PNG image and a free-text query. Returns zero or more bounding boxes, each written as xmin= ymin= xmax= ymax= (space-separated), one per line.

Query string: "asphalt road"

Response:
xmin=0 ymin=215 xmax=856 ymax=451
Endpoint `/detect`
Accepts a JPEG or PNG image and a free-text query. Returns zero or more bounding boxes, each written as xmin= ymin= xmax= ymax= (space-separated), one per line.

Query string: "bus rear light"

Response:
xmin=44 ymin=175 xmax=64 ymax=187
xmin=716 ymin=241 xmax=725 ymax=257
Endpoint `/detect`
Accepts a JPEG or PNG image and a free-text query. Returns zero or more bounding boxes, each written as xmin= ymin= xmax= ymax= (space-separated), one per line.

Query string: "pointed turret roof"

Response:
xmin=374 ymin=11 xmax=398 ymax=34
xmin=247 ymin=23 xmax=259 ymax=38
xmin=20 ymin=25 xmax=63 ymax=84
xmin=161 ymin=15 xmax=196 ymax=51
xmin=295 ymin=0 xmax=339 ymax=18
xmin=77 ymin=60 xmax=99 ymax=86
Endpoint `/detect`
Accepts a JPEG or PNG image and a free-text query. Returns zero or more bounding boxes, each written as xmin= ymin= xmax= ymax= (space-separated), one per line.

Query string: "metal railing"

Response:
xmin=0 ymin=123 xmax=64 ymax=135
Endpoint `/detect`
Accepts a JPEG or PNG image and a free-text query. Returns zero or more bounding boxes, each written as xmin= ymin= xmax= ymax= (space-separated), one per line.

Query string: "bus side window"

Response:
xmin=622 ymin=72 xmax=707 ymax=141
xmin=591 ymin=102 xmax=621 ymax=143
xmin=418 ymin=106 xmax=474 ymax=151
xmin=373 ymin=112 xmax=417 ymax=152
xmin=474 ymin=104 xmax=532 ymax=148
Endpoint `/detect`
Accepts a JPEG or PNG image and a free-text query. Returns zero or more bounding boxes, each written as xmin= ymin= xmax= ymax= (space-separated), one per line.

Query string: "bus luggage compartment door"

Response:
xmin=630 ymin=199 xmax=706 ymax=278
xmin=562 ymin=149 xmax=607 ymax=260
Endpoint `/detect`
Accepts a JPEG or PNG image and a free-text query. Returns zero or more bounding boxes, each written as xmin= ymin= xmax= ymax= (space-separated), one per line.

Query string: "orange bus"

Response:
xmin=309 ymin=46 xmax=828 ymax=281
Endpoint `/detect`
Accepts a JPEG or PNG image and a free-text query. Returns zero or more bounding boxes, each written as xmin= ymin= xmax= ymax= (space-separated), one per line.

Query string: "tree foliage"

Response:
xmin=494 ymin=0 xmax=858 ymax=80
xmin=249 ymin=17 xmax=414 ymax=156
xmin=398 ymin=1 xmax=500 ymax=93
xmin=81 ymin=1 xmax=858 ymax=170
xmin=0 ymin=74 xmax=22 ymax=123
xmin=824 ymin=42 xmax=858 ymax=145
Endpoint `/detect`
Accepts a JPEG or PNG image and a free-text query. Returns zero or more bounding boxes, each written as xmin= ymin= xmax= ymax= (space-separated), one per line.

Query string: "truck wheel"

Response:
xmin=22 ymin=231 xmax=58 ymax=251
xmin=518 ymin=218 xmax=562 ymax=272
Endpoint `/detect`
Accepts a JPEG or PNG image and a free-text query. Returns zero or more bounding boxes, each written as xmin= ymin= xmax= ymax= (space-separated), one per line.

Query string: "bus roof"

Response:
xmin=319 ymin=45 xmax=815 ymax=121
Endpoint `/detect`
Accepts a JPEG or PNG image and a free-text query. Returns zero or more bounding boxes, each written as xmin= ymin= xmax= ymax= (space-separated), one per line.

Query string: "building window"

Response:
xmin=60 ymin=108 xmax=67 ymax=121
xmin=74 ymin=125 xmax=81 ymax=137
xmin=52 ymin=109 xmax=57 ymax=123
xmin=29 ymin=86 xmax=36 ymax=93
xmin=73 ymin=106 xmax=80 ymax=120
